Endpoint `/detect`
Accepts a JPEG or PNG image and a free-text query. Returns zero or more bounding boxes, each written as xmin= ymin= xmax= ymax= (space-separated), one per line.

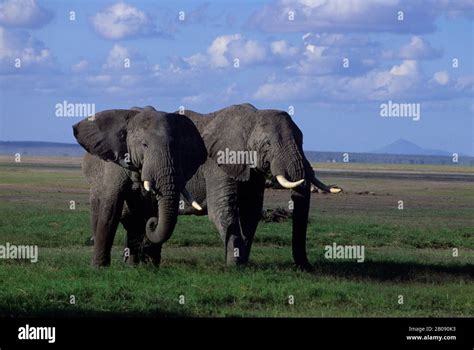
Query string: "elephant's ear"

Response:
xmin=167 ymin=113 xmax=207 ymax=182
xmin=201 ymin=107 xmax=254 ymax=181
xmin=72 ymin=109 xmax=139 ymax=163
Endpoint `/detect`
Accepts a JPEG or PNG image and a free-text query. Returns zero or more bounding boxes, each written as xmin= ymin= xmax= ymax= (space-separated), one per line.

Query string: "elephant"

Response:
xmin=72 ymin=108 xmax=207 ymax=267
xmin=123 ymin=103 xmax=341 ymax=270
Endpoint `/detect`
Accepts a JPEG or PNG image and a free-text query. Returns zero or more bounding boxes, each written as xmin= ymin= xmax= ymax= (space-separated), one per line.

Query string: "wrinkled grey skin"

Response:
xmin=73 ymin=108 xmax=206 ymax=267
xmin=124 ymin=103 xmax=340 ymax=270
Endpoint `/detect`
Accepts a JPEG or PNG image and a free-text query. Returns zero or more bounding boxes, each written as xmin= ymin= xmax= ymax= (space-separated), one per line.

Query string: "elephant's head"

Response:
xmin=203 ymin=103 xmax=341 ymax=269
xmin=73 ymin=109 xmax=207 ymax=245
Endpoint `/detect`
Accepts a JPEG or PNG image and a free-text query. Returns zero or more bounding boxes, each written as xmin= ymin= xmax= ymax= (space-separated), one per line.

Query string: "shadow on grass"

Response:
xmin=254 ymin=259 xmax=474 ymax=282
xmin=0 ymin=307 xmax=193 ymax=318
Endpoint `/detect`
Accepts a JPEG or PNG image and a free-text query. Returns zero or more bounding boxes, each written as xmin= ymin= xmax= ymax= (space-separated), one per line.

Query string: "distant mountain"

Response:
xmin=373 ymin=139 xmax=452 ymax=156
xmin=0 ymin=141 xmax=84 ymax=157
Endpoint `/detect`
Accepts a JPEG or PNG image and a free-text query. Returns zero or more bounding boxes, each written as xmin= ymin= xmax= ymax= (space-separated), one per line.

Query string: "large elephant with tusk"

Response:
xmin=126 ymin=103 xmax=342 ymax=270
xmin=73 ymin=108 xmax=207 ymax=267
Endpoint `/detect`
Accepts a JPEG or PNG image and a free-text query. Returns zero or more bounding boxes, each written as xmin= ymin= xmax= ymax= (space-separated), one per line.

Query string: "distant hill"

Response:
xmin=304 ymin=150 xmax=473 ymax=166
xmin=0 ymin=141 xmax=84 ymax=157
xmin=373 ymin=139 xmax=452 ymax=156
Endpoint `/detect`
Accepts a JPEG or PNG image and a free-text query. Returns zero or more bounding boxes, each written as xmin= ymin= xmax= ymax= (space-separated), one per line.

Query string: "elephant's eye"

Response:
xmin=142 ymin=142 xmax=148 ymax=150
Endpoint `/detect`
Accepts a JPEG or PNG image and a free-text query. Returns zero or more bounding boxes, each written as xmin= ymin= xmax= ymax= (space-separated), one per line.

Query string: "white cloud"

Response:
xmin=271 ymin=40 xmax=299 ymax=58
xmin=104 ymin=86 xmax=126 ymax=94
xmin=86 ymin=75 xmax=111 ymax=84
xmin=91 ymin=3 xmax=156 ymax=40
xmin=152 ymin=62 xmax=188 ymax=77
xmin=289 ymin=43 xmax=337 ymax=75
xmin=182 ymin=84 xmax=238 ymax=106
xmin=185 ymin=32 xmax=381 ymax=76
xmin=304 ymin=43 xmax=324 ymax=57
xmin=249 ymin=0 xmax=474 ymax=33
xmin=207 ymin=33 xmax=241 ymax=67
xmin=283 ymin=32 xmax=382 ymax=75
xmin=0 ymin=0 xmax=52 ymax=28
xmin=71 ymin=60 xmax=89 ymax=73
xmin=228 ymin=39 xmax=266 ymax=64
xmin=0 ymin=27 xmax=53 ymax=72
xmin=182 ymin=53 xmax=207 ymax=68
xmin=344 ymin=63 xmax=421 ymax=100
xmin=389 ymin=60 xmax=419 ymax=76
xmin=454 ymin=75 xmax=474 ymax=93
xmin=103 ymin=44 xmax=130 ymax=69
xmin=120 ymin=74 xmax=142 ymax=86
xmin=102 ymin=44 xmax=147 ymax=72
xmin=432 ymin=71 xmax=449 ymax=85
xmin=253 ymin=78 xmax=311 ymax=101
xmin=181 ymin=94 xmax=205 ymax=105
xmin=399 ymin=36 xmax=441 ymax=59
xmin=253 ymin=59 xmax=471 ymax=103
xmin=185 ymin=34 xmax=267 ymax=68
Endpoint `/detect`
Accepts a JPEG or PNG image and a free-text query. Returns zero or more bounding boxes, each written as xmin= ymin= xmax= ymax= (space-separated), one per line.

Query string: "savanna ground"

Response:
xmin=0 ymin=155 xmax=473 ymax=317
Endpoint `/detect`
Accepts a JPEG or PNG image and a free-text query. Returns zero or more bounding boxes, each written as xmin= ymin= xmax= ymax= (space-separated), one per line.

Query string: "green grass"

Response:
xmin=0 ymin=160 xmax=473 ymax=317
xmin=0 ymin=247 xmax=472 ymax=317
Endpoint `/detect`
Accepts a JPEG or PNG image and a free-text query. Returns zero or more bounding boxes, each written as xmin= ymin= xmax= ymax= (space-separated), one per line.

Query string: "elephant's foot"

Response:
xmin=123 ymin=231 xmax=145 ymax=264
xmin=226 ymin=257 xmax=244 ymax=267
xmin=236 ymin=252 xmax=250 ymax=266
xmin=140 ymin=240 xmax=163 ymax=266
xmin=239 ymin=241 xmax=254 ymax=264
xmin=91 ymin=257 xmax=111 ymax=268
xmin=225 ymin=236 xmax=245 ymax=266
xmin=124 ymin=253 xmax=141 ymax=266
xmin=295 ymin=260 xmax=313 ymax=272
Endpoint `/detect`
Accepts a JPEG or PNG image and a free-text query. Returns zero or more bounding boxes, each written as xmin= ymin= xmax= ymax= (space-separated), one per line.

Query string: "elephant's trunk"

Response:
xmin=270 ymin=142 xmax=312 ymax=269
xmin=270 ymin=142 xmax=305 ymax=182
xmin=291 ymin=182 xmax=311 ymax=270
xmin=145 ymin=193 xmax=179 ymax=244
xmin=143 ymin=146 xmax=182 ymax=244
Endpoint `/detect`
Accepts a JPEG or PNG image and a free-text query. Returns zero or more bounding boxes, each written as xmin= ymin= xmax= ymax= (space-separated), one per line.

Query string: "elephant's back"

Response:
xmin=180 ymin=110 xmax=212 ymax=134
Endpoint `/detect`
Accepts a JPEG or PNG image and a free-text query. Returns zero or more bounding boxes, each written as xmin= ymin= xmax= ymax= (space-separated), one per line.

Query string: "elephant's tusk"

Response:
xmin=143 ymin=181 xmax=151 ymax=192
xmin=275 ymin=175 xmax=304 ymax=189
xmin=181 ymin=188 xmax=203 ymax=211
xmin=309 ymin=170 xmax=343 ymax=194
xmin=191 ymin=201 xmax=203 ymax=211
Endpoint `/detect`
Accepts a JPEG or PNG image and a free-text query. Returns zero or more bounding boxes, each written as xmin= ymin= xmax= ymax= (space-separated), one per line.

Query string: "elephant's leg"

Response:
xmin=121 ymin=203 xmax=144 ymax=265
xmin=237 ymin=171 xmax=266 ymax=263
xmin=123 ymin=214 xmax=163 ymax=266
xmin=89 ymin=191 xmax=99 ymax=243
xmin=93 ymin=190 xmax=125 ymax=267
xmin=206 ymin=173 xmax=244 ymax=266
xmin=122 ymin=190 xmax=162 ymax=266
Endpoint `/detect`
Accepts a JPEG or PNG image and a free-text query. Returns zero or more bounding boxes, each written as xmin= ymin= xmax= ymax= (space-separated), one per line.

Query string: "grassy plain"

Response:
xmin=0 ymin=156 xmax=472 ymax=317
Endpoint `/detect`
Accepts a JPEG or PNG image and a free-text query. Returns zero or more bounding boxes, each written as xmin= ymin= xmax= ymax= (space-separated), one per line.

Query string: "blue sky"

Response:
xmin=0 ymin=0 xmax=473 ymax=154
